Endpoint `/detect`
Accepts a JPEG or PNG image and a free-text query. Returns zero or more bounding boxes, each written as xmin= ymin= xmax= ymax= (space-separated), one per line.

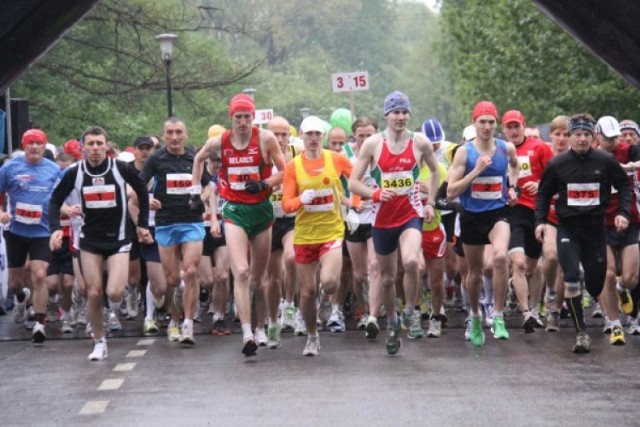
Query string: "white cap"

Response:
xmin=300 ymin=115 xmax=325 ymax=134
xmin=117 ymin=151 xmax=135 ymax=162
xmin=596 ymin=116 xmax=621 ymax=138
xmin=462 ymin=125 xmax=476 ymax=141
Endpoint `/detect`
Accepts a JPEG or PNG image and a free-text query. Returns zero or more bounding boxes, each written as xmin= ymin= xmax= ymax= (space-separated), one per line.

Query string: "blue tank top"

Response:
xmin=460 ymin=139 xmax=508 ymax=213
xmin=0 ymin=156 xmax=61 ymax=237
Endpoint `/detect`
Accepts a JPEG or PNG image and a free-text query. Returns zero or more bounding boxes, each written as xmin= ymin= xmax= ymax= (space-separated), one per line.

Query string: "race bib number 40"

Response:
xmin=471 ymin=176 xmax=502 ymax=200
xmin=567 ymin=183 xmax=600 ymax=206
xmin=228 ymin=166 xmax=260 ymax=190
xmin=381 ymin=172 xmax=414 ymax=195
xmin=83 ymin=185 xmax=117 ymax=209
xmin=15 ymin=202 xmax=43 ymax=224
xmin=166 ymin=173 xmax=193 ymax=195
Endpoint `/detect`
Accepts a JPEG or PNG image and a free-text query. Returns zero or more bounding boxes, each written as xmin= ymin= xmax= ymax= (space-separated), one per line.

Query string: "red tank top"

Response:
xmin=218 ymin=127 xmax=271 ymax=204
xmin=371 ymin=137 xmax=423 ymax=228
xmin=606 ymin=143 xmax=640 ymax=225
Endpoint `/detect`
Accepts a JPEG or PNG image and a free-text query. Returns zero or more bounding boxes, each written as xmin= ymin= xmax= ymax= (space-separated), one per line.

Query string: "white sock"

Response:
xmin=482 ymin=275 xmax=493 ymax=305
xmin=241 ymin=323 xmax=253 ymax=339
xmin=213 ymin=312 xmax=224 ymax=322
xmin=183 ymin=319 xmax=193 ymax=328
xmin=108 ymin=298 xmax=123 ymax=311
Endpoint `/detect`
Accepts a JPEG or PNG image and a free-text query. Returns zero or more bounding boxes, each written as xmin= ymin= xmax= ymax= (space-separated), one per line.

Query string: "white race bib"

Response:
xmin=567 ymin=183 xmax=600 ymax=206
xmin=381 ymin=171 xmax=414 ymax=195
xmin=15 ymin=202 xmax=42 ymax=225
xmin=83 ymin=185 xmax=117 ymax=209
xmin=518 ymin=155 xmax=532 ymax=179
xmin=303 ymin=188 xmax=334 ymax=212
xmin=471 ymin=176 xmax=503 ymax=200
xmin=228 ymin=166 xmax=260 ymax=191
xmin=166 ymin=173 xmax=193 ymax=195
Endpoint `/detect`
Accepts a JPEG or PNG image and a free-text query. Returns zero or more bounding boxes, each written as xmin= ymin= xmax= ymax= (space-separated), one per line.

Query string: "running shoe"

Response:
xmin=464 ymin=316 xmax=472 ymax=341
xmin=12 ymin=288 xmax=31 ymax=324
xmin=107 ymin=311 xmax=122 ymax=332
xmin=581 ymin=293 xmax=592 ymax=308
xmin=318 ymin=297 xmax=332 ymax=324
xmin=507 ymin=278 xmax=518 ymax=311
xmin=386 ymin=323 xmax=402 ymax=355
xmin=179 ymin=323 xmax=195 ymax=345
xmin=255 ymin=327 xmax=268 ymax=346
xmin=267 ymin=323 xmax=282 ymax=349
xmin=167 ymin=323 xmax=180 ymax=342
xmin=626 ymin=317 xmax=640 ymax=335
xmin=327 ymin=310 xmax=346 ymax=333
xmin=293 ymin=309 xmax=308 ymax=336
xmin=61 ymin=318 xmax=74 ymax=334
xmin=242 ymin=336 xmax=258 ymax=357
xmin=531 ymin=309 xmax=544 ymax=328
xmin=545 ymin=312 xmax=560 ymax=332
xmin=365 ymin=316 xmax=379 ymax=339
xmin=88 ymin=340 xmax=108 ymax=361
xmin=492 ymin=315 xmax=510 ymax=340
xmin=469 ymin=315 xmax=485 ymax=347
xmin=47 ymin=299 xmax=59 ymax=323
xmin=143 ymin=318 xmax=159 ymax=335
xmin=427 ymin=317 xmax=442 ymax=338
xmin=357 ymin=313 xmax=369 ymax=331
xmin=405 ymin=312 xmax=424 ymax=339
xmin=602 ymin=318 xmax=612 ymax=334
xmin=617 ymin=289 xmax=633 ymax=315
xmin=591 ymin=302 xmax=603 ymax=318
xmin=126 ymin=287 xmax=139 ymax=319
xmin=24 ymin=307 xmax=36 ymax=330
xmin=610 ymin=325 xmax=626 ymax=346
xmin=211 ymin=319 xmax=232 ymax=336
xmin=32 ymin=321 xmax=46 ymax=344
xmin=572 ymin=331 xmax=591 ymax=354
xmin=523 ymin=310 xmax=538 ymax=334
xmin=281 ymin=305 xmax=296 ymax=331
xmin=482 ymin=303 xmax=494 ymax=328
xmin=544 ymin=292 xmax=559 ymax=313
xmin=303 ymin=335 xmax=320 ymax=357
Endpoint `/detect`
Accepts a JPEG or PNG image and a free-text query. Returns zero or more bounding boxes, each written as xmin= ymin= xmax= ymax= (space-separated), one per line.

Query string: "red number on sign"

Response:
xmin=337 ymin=76 xmax=344 ymax=89
xmin=353 ymin=75 xmax=366 ymax=87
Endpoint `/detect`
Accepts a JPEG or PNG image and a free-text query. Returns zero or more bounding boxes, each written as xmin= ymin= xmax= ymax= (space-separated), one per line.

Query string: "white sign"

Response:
xmin=253 ymin=109 xmax=274 ymax=125
xmin=331 ymin=71 xmax=370 ymax=93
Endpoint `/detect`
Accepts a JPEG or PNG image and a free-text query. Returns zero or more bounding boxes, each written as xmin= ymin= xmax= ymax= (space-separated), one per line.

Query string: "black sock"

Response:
xmin=566 ymin=296 xmax=586 ymax=332
xmin=34 ymin=313 xmax=46 ymax=324
xmin=16 ymin=290 xmax=26 ymax=303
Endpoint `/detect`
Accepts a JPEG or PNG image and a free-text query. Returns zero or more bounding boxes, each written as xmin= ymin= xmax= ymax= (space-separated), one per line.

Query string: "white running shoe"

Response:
xmin=32 ymin=322 xmax=46 ymax=344
xmin=255 ymin=327 xmax=268 ymax=346
xmin=294 ymin=309 xmax=308 ymax=336
xmin=88 ymin=341 xmax=108 ymax=361
xmin=302 ymin=335 xmax=320 ymax=357
xmin=627 ymin=317 xmax=640 ymax=335
xmin=12 ymin=288 xmax=31 ymax=324
xmin=107 ymin=311 xmax=122 ymax=332
xmin=126 ymin=287 xmax=139 ymax=319
xmin=327 ymin=310 xmax=345 ymax=333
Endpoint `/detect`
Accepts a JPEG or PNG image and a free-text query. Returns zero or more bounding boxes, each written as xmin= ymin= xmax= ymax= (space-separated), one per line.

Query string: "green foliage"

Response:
xmin=438 ymin=0 xmax=640 ymax=133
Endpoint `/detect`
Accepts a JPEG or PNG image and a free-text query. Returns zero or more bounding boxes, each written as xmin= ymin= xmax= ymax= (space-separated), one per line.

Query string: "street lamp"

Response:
xmin=242 ymin=87 xmax=256 ymax=99
xmin=155 ymin=33 xmax=178 ymax=118
xmin=300 ymin=107 xmax=311 ymax=119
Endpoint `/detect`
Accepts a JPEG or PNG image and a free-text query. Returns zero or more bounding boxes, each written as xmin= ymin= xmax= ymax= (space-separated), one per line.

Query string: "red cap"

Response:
xmin=21 ymin=129 xmax=47 ymax=148
xmin=64 ymin=139 xmax=83 ymax=160
xmin=502 ymin=110 xmax=526 ymax=126
xmin=472 ymin=101 xmax=498 ymax=121
xmin=229 ymin=94 xmax=255 ymax=118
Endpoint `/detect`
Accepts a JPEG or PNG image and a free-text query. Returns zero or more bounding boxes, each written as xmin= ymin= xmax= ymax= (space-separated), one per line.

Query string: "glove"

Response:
xmin=300 ymin=189 xmax=316 ymax=205
xmin=188 ymin=195 xmax=205 ymax=215
xmin=245 ymin=180 xmax=269 ymax=194
xmin=345 ymin=209 xmax=360 ymax=234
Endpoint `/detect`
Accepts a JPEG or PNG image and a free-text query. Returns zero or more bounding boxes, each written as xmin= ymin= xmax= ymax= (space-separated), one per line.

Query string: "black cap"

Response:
xmin=134 ymin=136 xmax=154 ymax=147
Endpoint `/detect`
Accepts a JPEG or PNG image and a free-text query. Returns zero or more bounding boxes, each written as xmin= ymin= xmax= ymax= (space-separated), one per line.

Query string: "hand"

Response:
xmin=210 ymin=217 xmax=222 ymax=238
xmin=345 ymin=209 xmax=360 ymax=234
xmin=473 ymin=155 xmax=492 ymax=174
xmin=424 ymin=204 xmax=435 ymax=223
xmin=188 ymin=195 xmax=205 ymax=214
xmin=507 ymin=187 xmax=518 ymax=206
xmin=0 ymin=211 xmax=11 ymax=224
xmin=137 ymin=226 xmax=154 ymax=244
xmin=372 ymin=188 xmax=396 ymax=202
xmin=300 ymin=189 xmax=316 ymax=205
xmin=614 ymin=215 xmax=629 ymax=232
xmin=535 ymin=224 xmax=546 ymax=243
xmin=150 ymin=198 xmax=162 ymax=210
xmin=245 ymin=180 xmax=269 ymax=194
xmin=522 ymin=181 xmax=538 ymax=195
xmin=49 ymin=230 xmax=64 ymax=251
xmin=68 ymin=204 xmax=83 ymax=218
xmin=351 ymin=201 xmax=364 ymax=213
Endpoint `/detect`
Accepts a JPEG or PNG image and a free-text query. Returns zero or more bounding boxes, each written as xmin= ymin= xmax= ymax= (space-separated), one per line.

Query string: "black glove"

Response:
xmin=188 ymin=195 xmax=205 ymax=214
xmin=245 ymin=180 xmax=268 ymax=194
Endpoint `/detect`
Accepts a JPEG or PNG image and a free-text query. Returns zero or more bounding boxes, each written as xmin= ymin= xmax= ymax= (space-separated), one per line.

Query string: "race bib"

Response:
xmin=271 ymin=191 xmax=284 ymax=216
xmin=303 ymin=188 xmax=334 ymax=212
xmin=228 ymin=166 xmax=260 ymax=191
xmin=166 ymin=173 xmax=193 ymax=195
xmin=567 ymin=183 xmax=600 ymax=206
xmin=471 ymin=176 xmax=503 ymax=200
xmin=381 ymin=171 xmax=414 ymax=195
xmin=518 ymin=155 xmax=532 ymax=179
xmin=83 ymin=185 xmax=117 ymax=209
xmin=15 ymin=202 xmax=42 ymax=225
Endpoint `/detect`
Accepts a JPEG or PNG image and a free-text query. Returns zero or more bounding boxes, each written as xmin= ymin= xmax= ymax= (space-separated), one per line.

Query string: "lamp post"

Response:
xmin=242 ymin=87 xmax=256 ymax=99
xmin=155 ymin=33 xmax=178 ymax=118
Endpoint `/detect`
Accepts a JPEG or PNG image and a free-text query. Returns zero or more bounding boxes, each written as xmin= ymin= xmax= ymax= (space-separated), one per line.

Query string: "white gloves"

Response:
xmin=346 ymin=209 xmax=360 ymax=234
xmin=300 ymin=189 xmax=316 ymax=205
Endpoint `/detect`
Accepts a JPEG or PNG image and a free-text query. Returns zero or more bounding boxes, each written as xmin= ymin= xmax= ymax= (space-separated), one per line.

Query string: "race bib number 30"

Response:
xmin=381 ymin=172 xmax=414 ymax=195
xmin=471 ymin=176 xmax=502 ymax=199
xmin=83 ymin=185 xmax=117 ymax=208
xmin=15 ymin=202 xmax=43 ymax=224
xmin=166 ymin=173 xmax=193 ymax=195
xmin=567 ymin=183 xmax=600 ymax=206
xmin=228 ymin=166 xmax=260 ymax=190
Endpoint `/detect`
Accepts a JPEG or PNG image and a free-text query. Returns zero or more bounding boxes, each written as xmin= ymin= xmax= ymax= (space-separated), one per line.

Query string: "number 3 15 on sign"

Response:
xmin=331 ymin=71 xmax=369 ymax=93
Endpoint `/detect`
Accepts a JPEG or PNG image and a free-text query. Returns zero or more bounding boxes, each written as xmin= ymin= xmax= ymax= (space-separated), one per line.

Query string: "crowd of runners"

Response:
xmin=1 ymin=91 xmax=639 ymax=360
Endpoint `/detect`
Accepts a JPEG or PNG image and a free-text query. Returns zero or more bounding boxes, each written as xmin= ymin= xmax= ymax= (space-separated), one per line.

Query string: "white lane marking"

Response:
xmin=79 ymin=400 xmax=109 ymax=415
xmin=127 ymin=349 xmax=147 ymax=358
xmin=97 ymin=378 xmax=124 ymax=391
xmin=113 ymin=362 xmax=136 ymax=372
xmin=137 ymin=338 xmax=156 ymax=346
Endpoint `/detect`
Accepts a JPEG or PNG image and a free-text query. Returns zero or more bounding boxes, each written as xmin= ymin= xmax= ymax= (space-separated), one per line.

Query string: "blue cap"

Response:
xmin=421 ymin=119 xmax=445 ymax=143
xmin=383 ymin=91 xmax=411 ymax=116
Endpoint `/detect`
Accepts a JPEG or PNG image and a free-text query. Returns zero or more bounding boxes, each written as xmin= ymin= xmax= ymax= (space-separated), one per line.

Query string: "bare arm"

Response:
xmin=446 ymin=146 xmax=473 ymax=199
xmin=415 ymin=134 xmax=440 ymax=206
xmin=192 ymin=136 xmax=222 ymax=188
xmin=348 ymin=135 xmax=377 ymax=199
xmin=506 ymin=142 xmax=520 ymax=189
xmin=262 ymin=129 xmax=286 ymax=188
